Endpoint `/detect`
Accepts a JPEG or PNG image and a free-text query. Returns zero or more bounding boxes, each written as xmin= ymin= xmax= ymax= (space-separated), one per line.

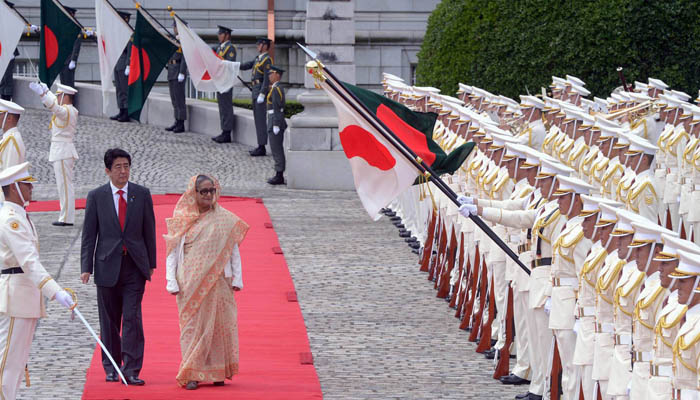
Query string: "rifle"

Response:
xmin=493 ymin=286 xmax=514 ymax=379
xmin=475 ymin=273 xmax=496 ymax=353
xmin=616 ymin=67 xmax=630 ymax=92
xmin=419 ymin=209 xmax=437 ymax=272
xmin=429 ymin=222 xmax=447 ymax=282
xmin=448 ymin=233 xmax=465 ymax=308
xmin=469 ymin=257 xmax=488 ymax=342
xmin=237 ymin=76 xmax=252 ymax=91
xmin=437 ymin=226 xmax=458 ymax=298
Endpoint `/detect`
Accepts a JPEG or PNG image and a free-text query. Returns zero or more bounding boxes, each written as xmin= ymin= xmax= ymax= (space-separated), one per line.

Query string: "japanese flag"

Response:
xmin=95 ymin=0 xmax=132 ymax=113
xmin=0 ymin=2 xmax=26 ymax=79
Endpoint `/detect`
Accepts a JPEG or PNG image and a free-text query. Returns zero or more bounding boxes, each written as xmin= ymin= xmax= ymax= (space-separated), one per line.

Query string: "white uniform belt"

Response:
xmin=267 ymin=109 xmax=274 ymax=114
xmin=596 ymin=322 xmax=614 ymax=333
xmin=615 ymin=333 xmax=632 ymax=345
xmin=674 ymin=389 xmax=700 ymax=400
xmin=51 ymin=137 xmax=73 ymax=143
xmin=668 ymin=168 xmax=679 ymax=174
xmin=652 ymin=364 xmax=673 ymax=377
xmin=695 ymin=185 xmax=700 ymax=191
xmin=553 ymin=277 xmax=578 ymax=287
xmin=634 ymin=351 xmax=653 ymax=363
xmin=509 ymin=234 xmax=520 ymax=242
xmin=577 ymin=306 xmax=595 ymax=318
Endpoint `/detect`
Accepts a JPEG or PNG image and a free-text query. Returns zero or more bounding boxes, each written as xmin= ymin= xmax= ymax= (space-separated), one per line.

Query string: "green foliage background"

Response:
xmin=416 ymin=0 xmax=700 ymax=100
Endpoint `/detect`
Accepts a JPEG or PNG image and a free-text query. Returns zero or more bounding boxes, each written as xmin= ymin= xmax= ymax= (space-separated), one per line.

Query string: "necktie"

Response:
xmin=117 ymin=189 xmax=127 ymax=231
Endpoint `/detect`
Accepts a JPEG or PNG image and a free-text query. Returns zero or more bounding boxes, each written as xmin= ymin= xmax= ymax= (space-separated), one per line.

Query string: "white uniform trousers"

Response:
xmin=512 ymin=286 xmax=531 ymax=379
xmin=647 ymin=376 xmax=673 ymax=400
xmin=53 ymin=158 xmax=75 ymax=224
xmin=630 ymin=362 xmax=650 ymax=400
xmin=553 ymin=328 xmax=580 ymax=400
xmin=527 ymin=307 xmax=552 ymax=396
xmin=573 ymin=316 xmax=596 ymax=400
xmin=0 ymin=315 xmax=37 ymax=400
xmin=492 ymin=261 xmax=507 ymax=349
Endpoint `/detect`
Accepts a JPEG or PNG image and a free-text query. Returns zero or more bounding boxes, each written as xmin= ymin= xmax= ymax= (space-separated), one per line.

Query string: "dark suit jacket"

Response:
xmin=81 ymin=182 xmax=157 ymax=287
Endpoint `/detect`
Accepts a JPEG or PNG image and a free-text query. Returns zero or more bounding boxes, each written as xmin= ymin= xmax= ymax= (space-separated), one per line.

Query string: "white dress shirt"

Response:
xmin=109 ymin=181 xmax=129 ymax=218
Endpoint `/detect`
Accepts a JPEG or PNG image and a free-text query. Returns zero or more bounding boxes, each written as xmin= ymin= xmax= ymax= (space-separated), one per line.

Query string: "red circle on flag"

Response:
xmin=128 ymin=45 xmax=140 ymax=85
xmin=141 ymin=48 xmax=151 ymax=79
xmin=0 ymin=41 xmax=3 ymax=58
xmin=201 ymin=71 xmax=211 ymax=81
xmin=340 ymin=125 xmax=396 ymax=171
xmin=44 ymin=25 xmax=59 ymax=68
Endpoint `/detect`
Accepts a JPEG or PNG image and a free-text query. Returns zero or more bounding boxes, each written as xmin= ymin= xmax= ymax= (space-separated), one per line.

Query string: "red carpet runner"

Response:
xmin=31 ymin=195 xmax=322 ymax=399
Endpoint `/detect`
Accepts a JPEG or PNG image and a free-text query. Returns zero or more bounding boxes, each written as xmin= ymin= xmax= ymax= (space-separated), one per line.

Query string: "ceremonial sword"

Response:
xmin=66 ymin=289 xmax=128 ymax=386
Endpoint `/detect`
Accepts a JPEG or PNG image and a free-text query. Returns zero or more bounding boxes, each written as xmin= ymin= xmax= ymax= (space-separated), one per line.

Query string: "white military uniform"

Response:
xmin=0 ymin=164 xmax=63 ymax=400
xmin=0 ymin=100 xmax=27 ymax=204
xmin=41 ymin=87 xmax=79 ymax=225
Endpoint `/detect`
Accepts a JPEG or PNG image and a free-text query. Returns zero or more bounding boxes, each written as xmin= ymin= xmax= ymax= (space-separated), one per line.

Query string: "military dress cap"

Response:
xmin=625 ymin=135 xmax=658 ymax=156
xmin=457 ymin=83 xmax=472 ymax=94
xmin=414 ymin=86 xmax=440 ymax=95
xmin=594 ymin=115 xmax=621 ymax=129
xmin=519 ymin=95 xmax=545 ymax=109
xmin=612 ymin=131 xmax=631 ymax=150
xmin=648 ymin=78 xmax=668 ymax=90
xmin=594 ymin=97 xmax=609 ymax=110
xmin=654 ymin=233 xmax=700 ymax=262
xmin=64 ymin=5 xmax=77 ymax=14
xmin=629 ymin=220 xmax=677 ymax=248
xmin=570 ymin=84 xmax=590 ymax=97
xmin=256 ymin=36 xmax=272 ymax=44
xmin=634 ymin=81 xmax=648 ymax=91
xmin=0 ymin=162 xmax=37 ymax=187
xmin=553 ymin=175 xmax=593 ymax=197
xmin=566 ymin=74 xmax=585 ymax=87
xmin=670 ymin=89 xmax=692 ymax=102
xmin=551 ymin=76 xmax=568 ymax=88
xmin=673 ymin=249 xmax=700 ymax=278
xmin=56 ymin=83 xmax=78 ymax=95
xmin=0 ymin=99 xmax=25 ymax=115
xmin=382 ymin=72 xmax=403 ymax=82
xmin=596 ymin=202 xmax=622 ymax=227
xmin=504 ymin=142 xmax=529 ymax=161
xmin=597 ymin=126 xmax=624 ymax=143
xmin=580 ymin=195 xmax=622 ymax=218
xmin=217 ymin=25 xmax=232 ymax=34
xmin=118 ymin=10 xmax=130 ymax=19
xmin=628 ymin=92 xmax=652 ymax=102
xmin=536 ymin=158 xmax=574 ymax=180
xmin=268 ymin=65 xmax=285 ymax=75
xmin=610 ymin=207 xmax=649 ymax=237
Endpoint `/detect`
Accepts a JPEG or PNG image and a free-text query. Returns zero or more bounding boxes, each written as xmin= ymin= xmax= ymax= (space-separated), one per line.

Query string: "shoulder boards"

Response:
xmin=629 ymin=179 xmax=657 ymax=202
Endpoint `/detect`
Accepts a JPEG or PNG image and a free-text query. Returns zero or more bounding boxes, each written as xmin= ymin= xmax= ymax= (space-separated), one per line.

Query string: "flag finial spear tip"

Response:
xmin=135 ymin=2 xmax=141 ymax=9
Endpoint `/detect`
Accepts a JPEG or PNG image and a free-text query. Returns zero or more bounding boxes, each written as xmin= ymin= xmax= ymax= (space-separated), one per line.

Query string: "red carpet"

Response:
xmin=30 ymin=196 xmax=322 ymax=399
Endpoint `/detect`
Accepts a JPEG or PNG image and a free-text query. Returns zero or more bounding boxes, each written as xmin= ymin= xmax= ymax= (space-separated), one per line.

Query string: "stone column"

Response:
xmin=286 ymin=0 xmax=355 ymax=190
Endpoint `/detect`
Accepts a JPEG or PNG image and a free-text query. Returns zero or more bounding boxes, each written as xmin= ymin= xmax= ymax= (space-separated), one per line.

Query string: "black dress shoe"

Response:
xmin=52 ymin=221 xmax=74 ymax=226
xmin=105 ymin=372 xmax=118 ymax=382
xmin=385 ymin=211 xmax=396 ymax=217
xmin=500 ymin=374 xmax=530 ymax=385
xmin=213 ymin=131 xmax=232 ymax=143
xmin=408 ymin=242 xmax=420 ymax=249
xmin=514 ymin=393 xmax=530 ymax=400
xmin=483 ymin=348 xmax=496 ymax=359
xmin=109 ymin=113 xmax=120 ymax=121
xmin=165 ymin=122 xmax=177 ymax=131
xmin=267 ymin=172 xmax=285 ymax=185
xmin=399 ymin=231 xmax=411 ymax=238
xmin=394 ymin=223 xmax=405 ymax=229
xmin=213 ymin=381 xmax=225 ymax=386
xmin=389 ymin=216 xmax=401 ymax=222
xmin=185 ymin=381 xmax=198 ymax=390
xmin=249 ymin=146 xmax=266 ymax=156
xmin=172 ymin=120 xmax=185 ymax=133
xmin=411 ymin=249 xmax=419 ymax=254
xmin=125 ymin=375 xmax=145 ymax=385
xmin=405 ymin=237 xmax=418 ymax=243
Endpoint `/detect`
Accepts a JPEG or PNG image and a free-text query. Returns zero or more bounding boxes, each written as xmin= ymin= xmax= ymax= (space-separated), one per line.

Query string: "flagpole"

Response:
xmin=104 ymin=0 xmax=134 ymax=33
xmin=300 ymin=45 xmax=530 ymax=275
xmin=132 ymin=1 xmax=177 ymax=42
xmin=52 ymin=0 xmax=85 ymax=30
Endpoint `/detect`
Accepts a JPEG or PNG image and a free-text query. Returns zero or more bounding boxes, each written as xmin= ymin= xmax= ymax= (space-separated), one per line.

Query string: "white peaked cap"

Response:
xmin=0 ymin=162 xmax=37 ymax=186
xmin=629 ymin=220 xmax=677 ymax=248
xmin=56 ymin=84 xmax=78 ymax=95
xmin=0 ymin=100 xmax=24 ymax=115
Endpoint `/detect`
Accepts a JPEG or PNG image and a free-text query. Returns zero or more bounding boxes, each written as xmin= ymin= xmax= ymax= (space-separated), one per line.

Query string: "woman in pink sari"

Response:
xmin=164 ymin=174 xmax=249 ymax=390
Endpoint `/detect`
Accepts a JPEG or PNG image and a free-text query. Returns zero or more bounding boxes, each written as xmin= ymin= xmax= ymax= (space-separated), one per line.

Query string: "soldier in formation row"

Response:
xmin=381 ymin=72 xmax=700 ymax=400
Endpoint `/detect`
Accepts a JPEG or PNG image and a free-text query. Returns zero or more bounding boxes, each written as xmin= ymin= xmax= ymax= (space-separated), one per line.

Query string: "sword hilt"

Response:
xmin=64 ymin=287 xmax=78 ymax=311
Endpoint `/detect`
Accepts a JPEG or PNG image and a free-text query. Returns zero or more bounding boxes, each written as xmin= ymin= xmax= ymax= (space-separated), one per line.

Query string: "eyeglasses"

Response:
xmin=197 ymin=188 xmax=217 ymax=196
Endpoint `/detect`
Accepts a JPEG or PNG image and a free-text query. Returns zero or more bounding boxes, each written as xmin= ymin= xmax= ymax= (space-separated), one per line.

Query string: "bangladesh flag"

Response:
xmin=316 ymin=69 xmax=474 ymax=220
xmin=127 ymin=8 xmax=178 ymax=121
xmin=39 ymin=0 xmax=82 ymax=86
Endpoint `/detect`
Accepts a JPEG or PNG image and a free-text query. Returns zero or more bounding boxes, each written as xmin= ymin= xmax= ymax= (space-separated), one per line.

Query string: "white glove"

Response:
xmin=458 ymin=204 xmax=477 ymax=217
xmin=125 ymin=66 xmax=130 ymax=76
xmin=54 ymin=290 xmax=74 ymax=309
xmin=68 ymin=60 xmax=76 ymax=70
xmin=457 ymin=195 xmax=474 ymax=205
xmin=273 ymin=126 xmax=280 ymax=135
xmin=177 ymin=73 xmax=185 ymax=83
xmin=85 ymin=29 xmax=95 ymax=37
xmin=544 ymin=297 xmax=552 ymax=315
xmin=256 ymin=93 xmax=265 ymax=104
xmin=29 ymin=81 xmax=45 ymax=96
xmin=29 ymin=24 xmax=39 ymax=34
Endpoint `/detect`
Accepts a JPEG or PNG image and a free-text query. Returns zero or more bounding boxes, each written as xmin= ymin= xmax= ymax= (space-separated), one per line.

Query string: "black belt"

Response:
xmin=1 ymin=268 xmax=23 ymax=275
xmin=518 ymin=243 xmax=531 ymax=254
xmin=252 ymin=79 xmax=261 ymax=85
xmin=531 ymin=257 xmax=552 ymax=268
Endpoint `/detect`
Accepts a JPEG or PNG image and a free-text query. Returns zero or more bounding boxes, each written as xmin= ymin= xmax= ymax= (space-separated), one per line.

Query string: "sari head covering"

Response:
xmin=164 ymin=175 xmax=249 ymax=385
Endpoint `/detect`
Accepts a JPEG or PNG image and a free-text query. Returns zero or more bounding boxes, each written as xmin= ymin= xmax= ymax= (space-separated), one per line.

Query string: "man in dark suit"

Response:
xmin=80 ymin=148 xmax=156 ymax=385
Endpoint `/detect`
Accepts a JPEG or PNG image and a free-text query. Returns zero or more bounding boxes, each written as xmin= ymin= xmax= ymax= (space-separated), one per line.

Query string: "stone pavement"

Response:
xmin=16 ymin=108 xmax=521 ymax=399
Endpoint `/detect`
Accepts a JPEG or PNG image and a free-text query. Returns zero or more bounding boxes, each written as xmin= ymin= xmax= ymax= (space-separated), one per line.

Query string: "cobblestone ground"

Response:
xmin=16 ymin=108 xmax=521 ymax=399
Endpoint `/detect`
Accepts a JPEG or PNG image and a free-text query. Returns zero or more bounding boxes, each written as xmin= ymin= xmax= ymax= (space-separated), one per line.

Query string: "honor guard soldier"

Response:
xmin=212 ymin=25 xmax=237 ymax=144
xmin=59 ymin=6 xmax=82 ymax=88
xmin=0 ymin=162 xmax=75 ymax=400
xmin=0 ymin=100 xmax=25 ymax=170
xmin=111 ymin=11 xmax=131 ymax=123
xmin=165 ymin=19 xmax=188 ymax=133
xmin=28 ymin=82 xmax=79 ymax=227
xmin=266 ymin=65 xmax=286 ymax=185
xmin=240 ymin=37 xmax=273 ymax=155
xmin=670 ymin=249 xmax=700 ymax=400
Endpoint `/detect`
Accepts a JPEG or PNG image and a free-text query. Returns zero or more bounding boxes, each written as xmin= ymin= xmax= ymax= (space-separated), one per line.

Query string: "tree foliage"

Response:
xmin=417 ymin=0 xmax=700 ymax=100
